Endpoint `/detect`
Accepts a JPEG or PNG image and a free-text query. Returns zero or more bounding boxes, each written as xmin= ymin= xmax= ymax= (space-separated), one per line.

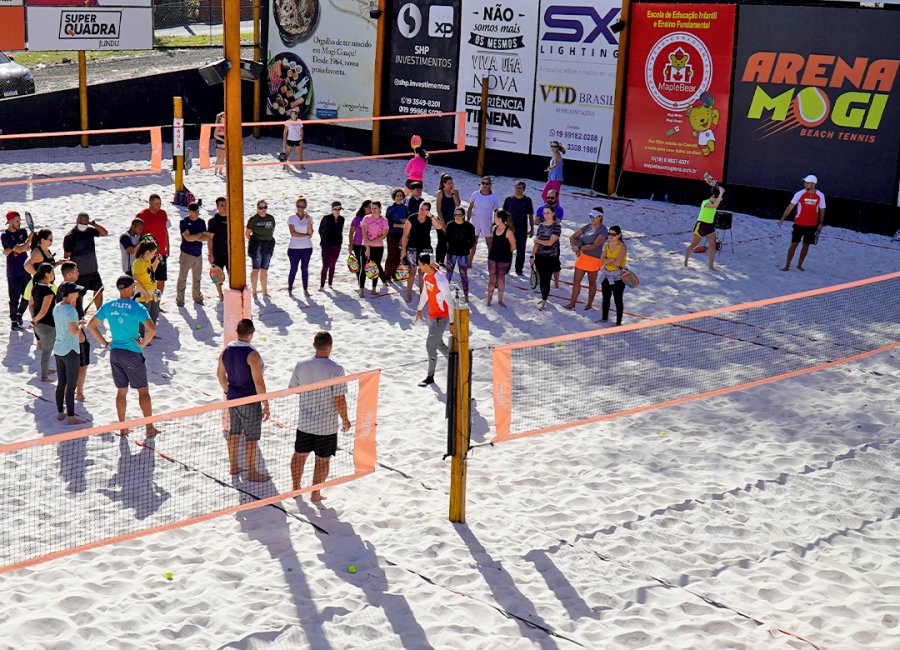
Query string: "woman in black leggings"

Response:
xmin=531 ymin=205 xmax=561 ymax=311
xmin=599 ymin=225 xmax=628 ymax=326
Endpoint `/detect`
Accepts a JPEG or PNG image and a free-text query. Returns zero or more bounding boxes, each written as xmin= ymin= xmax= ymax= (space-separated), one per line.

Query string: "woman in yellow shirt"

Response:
xmin=131 ymin=240 xmax=161 ymax=324
xmin=599 ymin=225 xmax=628 ymax=326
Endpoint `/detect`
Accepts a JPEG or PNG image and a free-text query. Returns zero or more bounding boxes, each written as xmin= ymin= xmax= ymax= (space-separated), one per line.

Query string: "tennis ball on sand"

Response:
xmin=347 ymin=565 xmax=357 ymax=574
xmin=195 ymin=324 xmax=202 ymax=330
xmin=261 ymin=336 xmax=268 ymax=341
xmin=164 ymin=571 xmax=174 ymax=580
xmin=661 ymin=432 xmax=668 ymax=436
xmin=555 ymin=342 xmax=563 ymax=347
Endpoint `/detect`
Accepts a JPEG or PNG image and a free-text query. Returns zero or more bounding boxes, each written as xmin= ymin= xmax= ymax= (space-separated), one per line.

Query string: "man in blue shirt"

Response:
xmin=2 ymin=211 xmax=33 ymax=331
xmin=87 ymin=275 xmax=159 ymax=437
xmin=176 ymin=203 xmax=208 ymax=307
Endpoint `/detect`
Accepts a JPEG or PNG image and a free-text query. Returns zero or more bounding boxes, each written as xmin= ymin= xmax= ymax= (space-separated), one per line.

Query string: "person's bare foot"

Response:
xmin=359 ymin=288 xmax=365 ymax=298
xmin=781 ymin=265 xmax=790 ymax=271
xmin=708 ymin=265 xmax=716 ymax=270
xmin=584 ymin=304 xmax=593 ymax=311
xmin=67 ymin=416 xmax=86 ymax=425
xmin=41 ymin=376 xmax=53 ymax=383
xmin=564 ymin=302 xmax=576 ymax=309
xmin=538 ymin=300 xmax=546 ymax=311
xmin=75 ymin=393 xmax=85 ymax=402
xmin=310 ymin=492 xmax=326 ymax=502
xmin=145 ymin=424 xmax=160 ymax=438
xmin=797 ymin=265 xmax=805 ymax=272
xmin=230 ymin=466 xmax=245 ymax=476
xmin=262 ymin=292 xmax=271 ymax=298
xmin=464 ymin=294 xmax=469 ymax=303
xmin=498 ymin=299 xmax=506 ymax=307
xmin=486 ymin=296 xmax=492 ymax=306
xmin=405 ymin=291 xmax=412 ymax=302
xmin=56 ymin=412 xmax=66 ymax=421
xmin=120 ymin=428 xmax=131 ymax=436
xmin=247 ymin=471 xmax=270 ymax=482
xmin=304 ymin=291 xmax=311 ymax=297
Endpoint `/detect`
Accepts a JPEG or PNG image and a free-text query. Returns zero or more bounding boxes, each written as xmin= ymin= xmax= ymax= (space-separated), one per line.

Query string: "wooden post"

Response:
xmin=173 ymin=97 xmax=184 ymax=193
xmin=252 ymin=0 xmax=262 ymax=138
xmin=224 ymin=0 xmax=247 ymax=293
xmin=449 ymin=301 xmax=471 ymax=523
xmin=78 ymin=51 xmax=88 ymax=148
xmin=475 ymin=77 xmax=488 ymax=178
xmin=371 ymin=0 xmax=387 ymax=155
xmin=607 ymin=0 xmax=632 ymax=196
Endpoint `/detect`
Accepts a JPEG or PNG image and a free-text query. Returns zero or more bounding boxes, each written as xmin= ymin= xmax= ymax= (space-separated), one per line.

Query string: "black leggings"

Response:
xmin=435 ymin=229 xmax=447 ymax=265
xmin=55 ymin=350 xmax=80 ymax=417
xmin=358 ymin=245 xmax=386 ymax=289
xmin=601 ymin=278 xmax=625 ymax=325
xmin=534 ymin=255 xmax=558 ymax=301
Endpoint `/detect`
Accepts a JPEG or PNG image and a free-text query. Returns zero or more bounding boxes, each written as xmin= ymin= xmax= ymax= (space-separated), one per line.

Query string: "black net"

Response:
xmin=503 ymin=276 xmax=900 ymax=438
xmin=0 ymin=375 xmax=369 ymax=572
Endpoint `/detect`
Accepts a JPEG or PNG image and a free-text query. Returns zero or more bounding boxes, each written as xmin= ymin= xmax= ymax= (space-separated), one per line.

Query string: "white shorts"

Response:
xmin=473 ymin=218 xmax=492 ymax=237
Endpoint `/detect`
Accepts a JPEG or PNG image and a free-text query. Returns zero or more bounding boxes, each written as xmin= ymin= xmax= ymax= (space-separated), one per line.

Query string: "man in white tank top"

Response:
xmin=282 ymin=108 xmax=304 ymax=168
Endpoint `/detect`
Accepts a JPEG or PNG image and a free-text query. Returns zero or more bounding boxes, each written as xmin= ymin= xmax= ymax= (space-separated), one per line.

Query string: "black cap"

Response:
xmin=58 ymin=281 xmax=84 ymax=298
xmin=331 ymin=201 xmax=343 ymax=210
xmin=116 ymin=275 xmax=136 ymax=290
xmin=418 ymin=253 xmax=431 ymax=265
xmin=409 ymin=181 xmax=423 ymax=190
xmin=187 ymin=203 xmax=200 ymax=212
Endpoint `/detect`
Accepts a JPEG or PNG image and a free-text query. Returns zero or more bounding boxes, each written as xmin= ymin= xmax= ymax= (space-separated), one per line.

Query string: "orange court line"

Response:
xmin=492 ymin=340 xmax=900 ymax=444
xmin=0 ymin=126 xmax=159 ymax=140
xmin=0 ymin=470 xmax=373 ymax=575
xmin=494 ymin=272 xmax=899 ymax=352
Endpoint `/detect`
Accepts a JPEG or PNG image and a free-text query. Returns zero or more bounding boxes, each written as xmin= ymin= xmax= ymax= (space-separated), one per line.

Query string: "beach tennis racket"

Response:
xmin=209 ymin=265 xmax=225 ymax=285
xmin=530 ymin=265 xmax=538 ymax=289
xmin=346 ymin=253 xmax=360 ymax=273
xmin=703 ymin=172 xmax=718 ymax=187
xmin=395 ymin=263 xmax=410 ymax=281
xmin=814 ymin=229 xmax=821 ymax=245
xmin=24 ymin=212 xmax=35 ymax=232
xmin=621 ymin=267 xmax=640 ymax=289
xmin=410 ymin=135 xmax=422 ymax=149
xmin=363 ymin=261 xmax=379 ymax=280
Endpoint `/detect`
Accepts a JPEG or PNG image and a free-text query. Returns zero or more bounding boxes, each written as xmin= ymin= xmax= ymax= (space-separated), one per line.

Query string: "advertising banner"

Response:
xmin=622 ymin=3 xmax=735 ymax=180
xmin=456 ymin=1 xmax=539 ymax=152
xmin=25 ymin=6 xmax=152 ymax=50
xmin=727 ymin=5 xmax=900 ymax=204
xmin=387 ymin=0 xmax=461 ymax=142
xmin=530 ymin=0 xmax=620 ymax=164
xmin=267 ymin=0 xmax=376 ymax=129
xmin=0 ymin=2 xmax=24 ymax=52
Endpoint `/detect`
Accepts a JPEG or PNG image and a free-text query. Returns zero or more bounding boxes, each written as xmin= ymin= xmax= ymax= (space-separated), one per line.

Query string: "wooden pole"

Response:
xmin=476 ymin=77 xmax=488 ymax=178
xmin=78 ymin=51 xmax=88 ymax=148
xmin=370 ymin=0 xmax=386 ymax=155
xmin=607 ymin=0 xmax=632 ymax=196
xmin=173 ymin=97 xmax=184 ymax=192
xmin=252 ymin=0 xmax=261 ymax=139
xmin=224 ymin=0 xmax=247 ymax=292
xmin=448 ymin=302 xmax=471 ymax=523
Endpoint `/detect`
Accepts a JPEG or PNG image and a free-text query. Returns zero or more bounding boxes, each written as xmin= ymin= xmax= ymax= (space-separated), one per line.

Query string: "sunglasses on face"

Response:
xmin=481 ymin=182 xmax=491 ymax=186
xmin=259 ymin=205 xmax=268 ymax=209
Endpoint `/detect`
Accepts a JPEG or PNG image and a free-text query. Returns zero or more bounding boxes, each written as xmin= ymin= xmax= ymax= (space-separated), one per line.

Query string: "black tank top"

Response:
xmin=488 ymin=225 xmax=512 ymax=263
xmin=407 ymin=215 xmax=432 ymax=249
xmin=439 ymin=191 xmax=457 ymax=224
xmin=33 ymin=247 xmax=55 ymax=273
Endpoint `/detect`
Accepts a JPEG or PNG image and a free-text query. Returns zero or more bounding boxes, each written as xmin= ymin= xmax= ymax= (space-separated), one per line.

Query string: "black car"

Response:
xmin=0 ymin=52 xmax=35 ymax=99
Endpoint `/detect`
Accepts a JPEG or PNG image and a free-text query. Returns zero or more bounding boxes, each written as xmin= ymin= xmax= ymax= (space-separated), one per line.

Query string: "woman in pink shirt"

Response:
xmin=360 ymin=200 xmax=389 ymax=297
xmin=404 ymin=148 xmax=429 ymax=193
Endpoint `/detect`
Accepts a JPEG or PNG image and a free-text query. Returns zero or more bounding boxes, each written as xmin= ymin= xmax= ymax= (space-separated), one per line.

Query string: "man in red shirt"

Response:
xmin=779 ymin=175 xmax=826 ymax=272
xmin=135 ymin=193 xmax=170 ymax=293
xmin=415 ymin=253 xmax=452 ymax=387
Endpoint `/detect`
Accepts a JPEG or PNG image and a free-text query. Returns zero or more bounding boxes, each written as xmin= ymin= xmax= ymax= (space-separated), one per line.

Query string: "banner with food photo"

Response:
xmin=267 ymin=0 xmax=377 ymax=128
xmin=621 ymin=3 xmax=736 ymax=181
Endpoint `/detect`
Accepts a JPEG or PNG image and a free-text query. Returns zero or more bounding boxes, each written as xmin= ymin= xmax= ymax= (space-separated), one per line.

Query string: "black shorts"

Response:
xmin=405 ymin=178 xmax=420 ymax=190
xmin=693 ymin=221 xmax=715 ymax=238
xmin=109 ymin=349 xmax=148 ymax=389
xmin=79 ymin=272 xmax=103 ymax=293
xmin=155 ymin=255 xmax=168 ymax=281
xmin=79 ymin=339 xmax=90 ymax=367
xmin=213 ymin=255 xmax=228 ymax=271
xmin=286 ymin=138 xmax=302 ymax=147
xmin=792 ymin=224 xmax=818 ymax=245
xmin=294 ymin=430 xmax=338 ymax=458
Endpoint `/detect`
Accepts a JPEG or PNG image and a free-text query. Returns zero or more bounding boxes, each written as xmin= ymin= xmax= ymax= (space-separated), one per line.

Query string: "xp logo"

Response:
xmin=428 ymin=5 xmax=454 ymax=39
xmin=398 ymin=3 xmax=422 ymax=39
xmin=542 ymin=6 xmax=620 ymax=45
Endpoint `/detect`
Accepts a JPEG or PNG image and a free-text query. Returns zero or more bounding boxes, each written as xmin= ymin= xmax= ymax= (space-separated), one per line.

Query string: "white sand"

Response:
xmin=0 ymin=139 xmax=898 ymax=648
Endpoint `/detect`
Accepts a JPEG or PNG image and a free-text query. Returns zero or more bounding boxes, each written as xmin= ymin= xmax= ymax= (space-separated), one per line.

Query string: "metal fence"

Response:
xmin=153 ymin=0 xmax=256 ymax=45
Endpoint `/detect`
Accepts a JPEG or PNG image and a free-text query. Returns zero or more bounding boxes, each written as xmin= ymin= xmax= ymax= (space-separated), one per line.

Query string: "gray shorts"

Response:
xmin=109 ymin=349 xmax=148 ymax=389
xmin=228 ymin=403 xmax=262 ymax=441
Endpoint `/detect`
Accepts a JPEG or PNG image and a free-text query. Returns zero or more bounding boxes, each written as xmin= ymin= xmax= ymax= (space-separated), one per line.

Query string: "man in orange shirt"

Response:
xmin=135 ymin=194 xmax=170 ymax=293
xmin=414 ymin=253 xmax=452 ymax=387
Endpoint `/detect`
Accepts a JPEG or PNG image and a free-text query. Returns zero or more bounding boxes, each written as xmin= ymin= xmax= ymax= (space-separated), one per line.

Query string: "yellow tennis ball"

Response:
xmin=164 ymin=571 xmax=174 ymax=580
xmin=347 ymin=564 xmax=357 ymax=574
xmin=195 ymin=324 xmax=202 ymax=330
xmin=661 ymin=432 xmax=668 ymax=436
xmin=261 ymin=336 xmax=268 ymax=341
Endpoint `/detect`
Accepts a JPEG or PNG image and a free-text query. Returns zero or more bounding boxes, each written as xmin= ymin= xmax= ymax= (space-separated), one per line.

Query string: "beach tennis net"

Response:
xmin=0 ymin=369 xmax=379 ymax=573
xmin=493 ymin=273 xmax=900 ymax=443
xmin=0 ymin=127 xmax=163 ymax=187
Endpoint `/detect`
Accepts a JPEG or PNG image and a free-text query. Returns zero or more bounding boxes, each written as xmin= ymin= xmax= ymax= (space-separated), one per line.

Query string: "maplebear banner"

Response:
xmin=622 ymin=3 xmax=735 ymax=181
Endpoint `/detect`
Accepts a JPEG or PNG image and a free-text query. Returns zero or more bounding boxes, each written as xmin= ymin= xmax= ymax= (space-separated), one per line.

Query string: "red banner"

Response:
xmin=622 ymin=3 xmax=736 ymax=181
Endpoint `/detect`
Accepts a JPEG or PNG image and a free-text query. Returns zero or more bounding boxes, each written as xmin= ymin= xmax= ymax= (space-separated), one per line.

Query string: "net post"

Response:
xmin=371 ymin=0 xmax=387 ymax=155
xmin=449 ymin=295 xmax=471 ymax=523
xmin=252 ymin=0 xmax=262 ymax=139
xmin=476 ymin=78 xmax=488 ymax=177
xmin=173 ymin=97 xmax=184 ymax=192
xmin=224 ymin=0 xmax=248 ymax=295
xmin=78 ymin=52 xmax=88 ymax=148
xmin=150 ymin=128 xmax=163 ymax=172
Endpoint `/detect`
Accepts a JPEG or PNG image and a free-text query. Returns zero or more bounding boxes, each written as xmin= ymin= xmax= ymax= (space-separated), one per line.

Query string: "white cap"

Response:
xmin=802 ymin=174 xmax=818 ymax=184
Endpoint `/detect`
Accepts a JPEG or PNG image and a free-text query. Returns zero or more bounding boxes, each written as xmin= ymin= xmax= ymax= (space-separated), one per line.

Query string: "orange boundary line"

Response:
xmin=0 ymin=369 xmax=381 ymax=454
xmin=0 ymin=169 xmax=161 ymax=188
xmin=494 ymin=272 xmax=900 ymax=352
xmin=492 ymin=341 xmax=900 ymax=444
xmin=0 ymin=126 xmax=160 ymax=140
xmin=0 ymin=470 xmax=373 ymax=575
